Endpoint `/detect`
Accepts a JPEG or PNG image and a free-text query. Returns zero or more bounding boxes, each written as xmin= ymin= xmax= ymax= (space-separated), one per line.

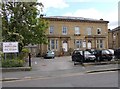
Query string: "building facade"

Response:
xmin=40 ymin=16 xmax=109 ymax=56
xmin=108 ymin=26 xmax=120 ymax=49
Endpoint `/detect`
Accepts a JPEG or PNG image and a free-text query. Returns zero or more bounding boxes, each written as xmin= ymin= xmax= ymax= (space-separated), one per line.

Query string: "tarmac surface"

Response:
xmin=1 ymin=56 xmax=119 ymax=81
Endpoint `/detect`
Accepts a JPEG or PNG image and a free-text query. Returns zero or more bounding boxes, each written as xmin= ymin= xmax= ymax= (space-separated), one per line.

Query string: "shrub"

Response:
xmin=18 ymin=48 xmax=29 ymax=60
xmin=0 ymin=51 xmax=4 ymax=59
xmin=22 ymin=48 xmax=29 ymax=53
xmin=1 ymin=58 xmax=25 ymax=68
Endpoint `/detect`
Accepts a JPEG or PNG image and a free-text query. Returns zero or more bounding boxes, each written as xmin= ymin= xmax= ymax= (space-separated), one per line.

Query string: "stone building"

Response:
xmin=40 ymin=16 xmax=109 ymax=56
xmin=108 ymin=26 xmax=120 ymax=49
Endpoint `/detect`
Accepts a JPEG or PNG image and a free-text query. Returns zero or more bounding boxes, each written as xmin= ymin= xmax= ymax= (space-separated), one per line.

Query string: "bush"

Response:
xmin=18 ymin=48 xmax=29 ymax=59
xmin=2 ymin=58 xmax=25 ymax=68
xmin=22 ymin=48 xmax=29 ymax=53
xmin=0 ymin=51 xmax=4 ymax=59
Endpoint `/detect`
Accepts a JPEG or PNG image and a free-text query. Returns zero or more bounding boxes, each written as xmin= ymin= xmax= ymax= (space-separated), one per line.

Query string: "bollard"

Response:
xmin=28 ymin=53 xmax=31 ymax=67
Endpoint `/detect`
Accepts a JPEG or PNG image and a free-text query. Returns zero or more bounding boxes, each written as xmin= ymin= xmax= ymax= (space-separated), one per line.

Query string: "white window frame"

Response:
xmin=96 ymin=39 xmax=104 ymax=49
xmin=56 ymin=39 xmax=58 ymax=49
xmin=49 ymin=26 xmax=54 ymax=34
xmin=51 ymin=39 xmax=55 ymax=50
xmin=75 ymin=26 xmax=80 ymax=34
xmin=86 ymin=27 xmax=92 ymax=35
xmin=48 ymin=39 xmax=58 ymax=50
xmin=62 ymin=26 xmax=67 ymax=35
xmin=75 ymin=40 xmax=82 ymax=49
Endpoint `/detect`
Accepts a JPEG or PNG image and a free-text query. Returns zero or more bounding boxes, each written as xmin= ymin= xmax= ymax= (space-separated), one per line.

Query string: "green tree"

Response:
xmin=1 ymin=1 xmax=48 ymax=51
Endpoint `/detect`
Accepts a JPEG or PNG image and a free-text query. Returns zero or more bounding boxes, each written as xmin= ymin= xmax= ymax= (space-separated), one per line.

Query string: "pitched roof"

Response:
xmin=111 ymin=26 xmax=120 ymax=32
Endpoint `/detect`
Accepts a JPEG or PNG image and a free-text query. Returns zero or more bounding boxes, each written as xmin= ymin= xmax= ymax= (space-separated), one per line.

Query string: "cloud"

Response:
xmin=37 ymin=0 xmax=69 ymax=9
xmin=63 ymin=8 xmax=118 ymax=29
xmin=65 ymin=0 xmax=119 ymax=3
xmin=104 ymin=10 xmax=118 ymax=29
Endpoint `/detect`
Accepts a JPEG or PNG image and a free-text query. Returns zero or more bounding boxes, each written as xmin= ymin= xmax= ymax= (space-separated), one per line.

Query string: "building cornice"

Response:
xmin=43 ymin=16 xmax=109 ymax=23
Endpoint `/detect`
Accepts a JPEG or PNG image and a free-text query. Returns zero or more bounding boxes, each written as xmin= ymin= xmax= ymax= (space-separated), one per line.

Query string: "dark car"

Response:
xmin=71 ymin=50 xmax=96 ymax=64
xmin=72 ymin=50 xmax=84 ymax=63
xmin=89 ymin=49 xmax=113 ymax=62
xmin=114 ymin=48 xmax=120 ymax=59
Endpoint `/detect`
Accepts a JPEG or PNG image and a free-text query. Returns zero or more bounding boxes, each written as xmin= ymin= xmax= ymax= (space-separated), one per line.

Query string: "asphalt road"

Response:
xmin=2 ymin=71 xmax=118 ymax=87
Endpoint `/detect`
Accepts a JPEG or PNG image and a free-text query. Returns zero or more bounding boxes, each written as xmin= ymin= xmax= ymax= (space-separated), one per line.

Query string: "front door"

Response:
xmin=62 ymin=40 xmax=68 ymax=52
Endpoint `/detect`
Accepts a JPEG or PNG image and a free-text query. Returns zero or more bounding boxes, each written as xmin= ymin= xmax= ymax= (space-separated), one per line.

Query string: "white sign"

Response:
xmin=3 ymin=42 xmax=19 ymax=53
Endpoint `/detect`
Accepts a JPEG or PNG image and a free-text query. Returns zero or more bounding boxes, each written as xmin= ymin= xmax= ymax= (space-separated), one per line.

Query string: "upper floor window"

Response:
xmin=62 ymin=26 xmax=67 ymax=35
xmin=49 ymin=26 xmax=54 ymax=34
xmin=75 ymin=26 xmax=80 ymax=34
xmin=86 ymin=27 xmax=92 ymax=35
xmin=97 ymin=28 xmax=101 ymax=35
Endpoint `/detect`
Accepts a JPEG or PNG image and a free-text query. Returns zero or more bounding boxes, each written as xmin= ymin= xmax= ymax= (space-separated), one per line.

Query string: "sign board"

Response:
xmin=3 ymin=42 xmax=19 ymax=53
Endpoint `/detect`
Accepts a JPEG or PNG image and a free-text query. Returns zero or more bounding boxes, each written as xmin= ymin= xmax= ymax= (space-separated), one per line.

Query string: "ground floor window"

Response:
xmin=75 ymin=40 xmax=82 ymax=49
xmin=96 ymin=39 xmax=104 ymax=49
xmin=48 ymin=39 xmax=58 ymax=51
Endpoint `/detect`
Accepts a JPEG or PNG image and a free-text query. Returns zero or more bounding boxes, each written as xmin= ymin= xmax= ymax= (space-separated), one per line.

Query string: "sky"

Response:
xmin=38 ymin=0 xmax=119 ymax=30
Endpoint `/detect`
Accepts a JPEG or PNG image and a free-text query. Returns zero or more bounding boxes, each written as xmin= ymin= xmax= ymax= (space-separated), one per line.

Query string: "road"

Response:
xmin=2 ymin=71 xmax=118 ymax=87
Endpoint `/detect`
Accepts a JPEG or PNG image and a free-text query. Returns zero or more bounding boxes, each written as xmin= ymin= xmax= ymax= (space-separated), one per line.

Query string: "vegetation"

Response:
xmin=1 ymin=1 xmax=49 ymax=67
xmin=1 ymin=58 xmax=25 ymax=67
xmin=1 ymin=48 xmax=29 ymax=68
xmin=1 ymin=1 xmax=48 ymax=52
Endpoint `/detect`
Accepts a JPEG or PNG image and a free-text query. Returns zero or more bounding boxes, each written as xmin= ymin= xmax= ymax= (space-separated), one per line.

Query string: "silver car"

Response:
xmin=84 ymin=51 xmax=96 ymax=61
xmin=44 ymin=50 xmax=55 ymax=59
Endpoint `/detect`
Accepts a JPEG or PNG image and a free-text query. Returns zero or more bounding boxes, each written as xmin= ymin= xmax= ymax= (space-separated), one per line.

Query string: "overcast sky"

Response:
xmin=38 ymin=0 xmax=119 ymax=30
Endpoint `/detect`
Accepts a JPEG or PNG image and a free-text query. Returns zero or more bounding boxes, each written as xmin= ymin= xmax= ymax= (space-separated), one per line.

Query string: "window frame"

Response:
xmin=62 ymin=26 xmax=67 ymax=35
xmin=75 ymin=26 xmax=80 ymax=35
xmin=86 ymin=27 xmax=92 ymax=35
xmin=49 ymin=26 xmax=54 ymax=34
xmin=75 ymin=40 xmax=82 ymax=49
xmin=96 ymin=39 xmax=104 ymax=49
xmin=97 ymin=28 xmax=102 ymax=35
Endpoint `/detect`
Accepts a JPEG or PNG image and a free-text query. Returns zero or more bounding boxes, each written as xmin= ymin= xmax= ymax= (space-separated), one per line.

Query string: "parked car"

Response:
xmin=114 ymin=48 xmax=120 ymax=59
xmin=88 ymin=49 xmax=113 ymax=62
xmin=44 ymin=50 xmax=55 ymax=59
xmin=72 ymin=50 xmax=84 ymax=63
xmin=107 ymin=49 xmax=115 ymax=59
xmin=71 ymin=50 xmax=96 ymax=63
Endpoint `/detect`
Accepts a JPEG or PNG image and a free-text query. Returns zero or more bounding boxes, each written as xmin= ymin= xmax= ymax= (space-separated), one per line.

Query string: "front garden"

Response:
xmin=0 ymin=48 xmax=29 ymax=68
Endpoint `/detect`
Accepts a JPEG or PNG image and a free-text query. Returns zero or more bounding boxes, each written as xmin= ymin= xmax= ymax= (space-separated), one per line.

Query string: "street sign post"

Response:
xmin=3 ymin=42 xmax=19 ymax=60
xmin=3 ymin=42 xmax=19 ymax=53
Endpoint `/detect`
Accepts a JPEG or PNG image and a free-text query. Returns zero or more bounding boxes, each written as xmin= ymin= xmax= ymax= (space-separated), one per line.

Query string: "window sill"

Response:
xmin=74 ymin=34 xmax=81 ymax=36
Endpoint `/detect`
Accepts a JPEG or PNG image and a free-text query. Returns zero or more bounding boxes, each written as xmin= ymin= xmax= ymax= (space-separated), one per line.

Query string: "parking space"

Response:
xmin=31 ymin=56 xmax=75 ymax=71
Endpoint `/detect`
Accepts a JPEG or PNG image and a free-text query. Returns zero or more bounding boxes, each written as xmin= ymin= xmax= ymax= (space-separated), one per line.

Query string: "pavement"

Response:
xmin=1 ymin=56 xmax=119 ymax=81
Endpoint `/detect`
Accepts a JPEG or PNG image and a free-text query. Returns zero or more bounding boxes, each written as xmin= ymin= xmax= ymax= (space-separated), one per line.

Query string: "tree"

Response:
xmin=1 ymin=1 xmax=48 ymax=52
